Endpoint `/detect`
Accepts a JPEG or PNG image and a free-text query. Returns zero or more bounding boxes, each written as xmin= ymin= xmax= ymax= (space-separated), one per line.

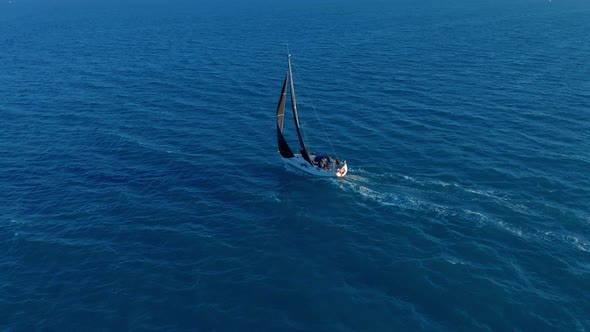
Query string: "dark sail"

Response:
xmin=287 ymin=55 xmax=313 ymax=165
xmin=277 ymin=75 xmax=295 ymax=158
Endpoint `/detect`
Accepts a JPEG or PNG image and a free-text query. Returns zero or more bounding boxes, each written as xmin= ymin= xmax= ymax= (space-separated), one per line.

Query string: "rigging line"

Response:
xmin=300 ymin=119 xmax=322 ymax=126
xmin=291 ymin=57 xmax=339 ymax=160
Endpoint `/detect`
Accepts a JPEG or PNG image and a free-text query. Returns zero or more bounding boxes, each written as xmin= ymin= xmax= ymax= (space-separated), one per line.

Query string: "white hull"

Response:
xmin=281 ymin=154 xmax=348 ymax=178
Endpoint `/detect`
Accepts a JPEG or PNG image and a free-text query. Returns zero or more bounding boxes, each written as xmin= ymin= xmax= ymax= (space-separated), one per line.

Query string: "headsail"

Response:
xmin=287 ymin=54 xmax=313 ymax=165
xmin=276 ymin=75 xmax=295 ymax=158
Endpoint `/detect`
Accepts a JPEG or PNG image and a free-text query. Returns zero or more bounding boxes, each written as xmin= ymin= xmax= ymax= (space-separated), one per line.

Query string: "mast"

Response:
xmin=276 ymin=75 xmax=294 ymax=158
xmin=288 ymin=54 xmax=313 ymax=164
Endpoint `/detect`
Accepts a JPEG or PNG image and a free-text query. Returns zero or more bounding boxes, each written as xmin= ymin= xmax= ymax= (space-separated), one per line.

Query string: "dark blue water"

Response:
xmin=1 ymin=0 xmax=589 ymax=330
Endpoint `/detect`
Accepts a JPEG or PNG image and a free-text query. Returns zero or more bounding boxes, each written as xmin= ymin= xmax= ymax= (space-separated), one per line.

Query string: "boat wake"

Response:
xmin=338 ymin=167 xmax=590 ymax=253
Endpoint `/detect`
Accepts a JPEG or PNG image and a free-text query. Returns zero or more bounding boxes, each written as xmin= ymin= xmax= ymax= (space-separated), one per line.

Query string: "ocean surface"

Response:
xmin=1 ymin=0 xmax=589 ymax=330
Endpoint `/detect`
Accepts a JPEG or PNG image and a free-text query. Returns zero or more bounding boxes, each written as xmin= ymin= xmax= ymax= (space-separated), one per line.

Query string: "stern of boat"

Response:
xmin=336 ymin=162 xmax=348 ymax=178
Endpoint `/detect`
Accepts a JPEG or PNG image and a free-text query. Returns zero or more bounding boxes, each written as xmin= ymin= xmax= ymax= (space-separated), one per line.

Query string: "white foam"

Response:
xmin=441 ymin=253 xmax=467 ymax=265
xmin=538 ymin=231 xmax=590 ymax=253
xmin=546 ymin=233 xmax=590 ymax=253
xmin=345 ymin=179 xmax=536 ymax=242
xmin=495 ymin=220 xmax=525 ymax=237
xmin=339 ymin=169 xmax=590 ymax=254
xmin=345 ymin=182 xmax=426 ymax=212
xmin=570 ymin=236 xmax=590 ymax=252
xmin=267 ymin=194 xmax=281 ymax=203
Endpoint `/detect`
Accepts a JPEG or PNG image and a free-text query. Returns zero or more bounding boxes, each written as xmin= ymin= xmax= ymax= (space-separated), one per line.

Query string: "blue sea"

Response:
xmin=1 ymin=0 xmax=589 ymax=330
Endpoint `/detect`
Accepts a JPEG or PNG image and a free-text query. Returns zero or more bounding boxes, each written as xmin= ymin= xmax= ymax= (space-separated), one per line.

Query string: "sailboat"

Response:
xmin=276 ymin=54 xmax=348 ymax=178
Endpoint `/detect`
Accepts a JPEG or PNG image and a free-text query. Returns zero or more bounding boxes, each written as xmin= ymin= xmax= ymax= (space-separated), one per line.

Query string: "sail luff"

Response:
xmin=277 ymin=75 xmax=294 ymax=158
xmin=287 ymin=54 xmax=313 ymax=164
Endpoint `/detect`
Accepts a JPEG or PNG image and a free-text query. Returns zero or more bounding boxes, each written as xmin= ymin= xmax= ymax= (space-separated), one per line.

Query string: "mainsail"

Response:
xmin=276 ymin=75 xmax=295 ymax=158
xmin=287 ymin=54 xmax=313 ymax=164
